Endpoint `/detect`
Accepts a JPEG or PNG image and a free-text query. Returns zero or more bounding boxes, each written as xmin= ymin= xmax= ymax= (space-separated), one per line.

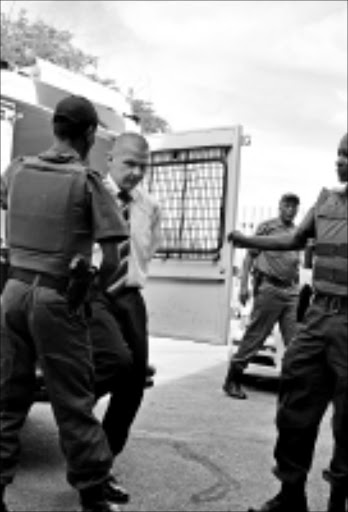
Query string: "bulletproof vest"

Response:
xmin=8 ymin=156 xmax=93 ymax=277
xmin=313 ymin=188 xmax=347 ymax=296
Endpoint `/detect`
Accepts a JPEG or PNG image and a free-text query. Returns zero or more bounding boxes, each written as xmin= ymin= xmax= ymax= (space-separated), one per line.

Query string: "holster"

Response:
xmin=66 ymin=255 xmax=97 ymax=316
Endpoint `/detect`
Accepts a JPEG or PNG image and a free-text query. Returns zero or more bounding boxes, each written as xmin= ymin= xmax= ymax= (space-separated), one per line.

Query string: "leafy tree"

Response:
xmin=1 ymin=9 xmax=170 ymax=133
xmin=129 ymin=93 xmax=171 ymax=134
xmin=1 ymin=9 xmax=97 ymax=72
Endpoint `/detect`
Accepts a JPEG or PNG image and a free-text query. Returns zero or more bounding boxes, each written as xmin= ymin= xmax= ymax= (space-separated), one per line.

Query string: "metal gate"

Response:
xmin=144 ymin=127 xmax=248 ymax=344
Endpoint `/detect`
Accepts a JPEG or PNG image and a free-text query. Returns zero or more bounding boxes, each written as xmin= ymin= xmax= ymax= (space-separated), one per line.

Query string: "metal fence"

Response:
xmin=146 ymin=146 xmax=229 ymax=260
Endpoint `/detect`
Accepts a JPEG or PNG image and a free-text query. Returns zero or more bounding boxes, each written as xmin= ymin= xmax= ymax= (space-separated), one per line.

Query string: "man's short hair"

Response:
xmin=280 ymin=192 xmax=300 ymax=205
xmin=53 ymin=95 xmax=99 ymax=140
xmin=113 ymin=132 xmax=149 ymax=152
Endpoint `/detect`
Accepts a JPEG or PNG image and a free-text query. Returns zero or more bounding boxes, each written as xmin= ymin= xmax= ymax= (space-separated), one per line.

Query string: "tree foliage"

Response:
xmin=131 ymin=97 xmax=170 ymax=134
xmin=1 ymin=9 xmax=170 ymax=133
xmin=1 ymin=9 xmax=97 ymax=72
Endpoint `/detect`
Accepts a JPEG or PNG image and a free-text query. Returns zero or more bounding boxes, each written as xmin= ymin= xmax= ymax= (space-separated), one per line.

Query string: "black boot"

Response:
xmin=104 ymin=474 xmax=129 ymax=504
xmin=248 ymin=482 xmax=309 ymax=512
xmin=327 ymin=485 xmax=348 ymax=512
xmin=79 ymin=483 xmax=120 ymax=512
xmin=223 ymin=363 xmax=247 ymax=399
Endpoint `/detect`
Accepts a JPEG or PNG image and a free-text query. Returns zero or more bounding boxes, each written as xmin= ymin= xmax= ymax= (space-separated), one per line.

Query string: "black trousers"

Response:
xmin=0 ymin=279 xmax=113 ymax=490
xmin=90 ymin=288 xmax=148 ymax=457
xmin=273 ymin=298 xmax=348 ymax=488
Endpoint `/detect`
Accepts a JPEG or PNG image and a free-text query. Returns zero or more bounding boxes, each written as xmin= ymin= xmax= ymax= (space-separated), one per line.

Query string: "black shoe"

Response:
xmin=81 ymin=500 xmax=120 ymax=512
xmin=223 ymin=381 xmax=247 ymax=399
xmin=80 ymin=484 xmax=121 ymax=512
xmin=0 ymin=501 xmax=9 ymax=512
xmin=144 ymin=376 xmax=155 ymax=389
xmin=327 ymin=486 xmax=348 ymax=512
xmin=248 ymin=490 xmax=309 ymax=512
xmin=0 ymin=487 xmax=9 ymax=512
xmin=104 ymin=474 xmax=130 ymax=504
xmin=146 ymin=364 xmax=156 ymax=378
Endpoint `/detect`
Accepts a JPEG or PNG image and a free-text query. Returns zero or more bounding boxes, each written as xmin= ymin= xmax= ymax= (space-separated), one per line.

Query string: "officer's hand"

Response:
xmin=227 ymin=230 xmax=246 ymax=247
xmin=239 ymin=285 xmax=250 ymax=306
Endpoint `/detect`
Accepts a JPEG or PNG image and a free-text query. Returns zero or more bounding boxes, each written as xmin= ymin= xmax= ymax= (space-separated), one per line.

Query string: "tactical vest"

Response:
xmin=8 ymin=156 xmax=93 ymax=277
xmin=313 ymin=188 xmax=347 ymax=297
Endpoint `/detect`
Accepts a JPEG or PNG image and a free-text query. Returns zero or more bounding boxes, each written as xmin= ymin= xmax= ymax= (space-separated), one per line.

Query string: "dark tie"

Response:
xmin=106 ymin=190 xmax=132 ymax=295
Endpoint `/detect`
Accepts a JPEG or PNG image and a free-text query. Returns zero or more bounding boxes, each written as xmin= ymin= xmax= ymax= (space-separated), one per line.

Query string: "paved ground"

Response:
xmin=5 ymin=337 xmax=332 ymax=511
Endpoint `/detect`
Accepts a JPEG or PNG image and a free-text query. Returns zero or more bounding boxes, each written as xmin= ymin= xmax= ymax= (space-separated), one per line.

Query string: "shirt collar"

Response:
xmin=275 ymin=217 xmax=295 ymax=229
xmin=38 ymin=145 xmax=83 ymax=164
xmin=103 ymin=173 xmax=137 ymax=201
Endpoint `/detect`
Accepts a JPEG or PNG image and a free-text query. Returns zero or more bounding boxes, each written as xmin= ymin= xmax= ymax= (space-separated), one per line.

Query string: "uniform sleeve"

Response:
xmin=86 ymin=170 xmax=129 ymax=242
xmin=255 ymin=220 xmax=273 ymax=236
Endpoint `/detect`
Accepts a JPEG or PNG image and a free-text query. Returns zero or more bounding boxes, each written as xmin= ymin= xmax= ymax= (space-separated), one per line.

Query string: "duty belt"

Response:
xmin=315 ymin=243 xmax=348 ymax=259
xmin=313 ymin=292 xmax=348 ymax=312
xmin=313 ymin=266 xmax=348 ymax=286
xmin=10 ymin=267 xmax=69 ymax=293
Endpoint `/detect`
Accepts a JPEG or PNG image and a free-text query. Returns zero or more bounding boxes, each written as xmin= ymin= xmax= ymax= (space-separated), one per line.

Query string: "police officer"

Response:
xmin=228 ymin=133 xmax=348 ymax=512
xmin=0 ymin=96 xmax=129 ymax=512
xmin=223 ymin=193 xmax=301 ymax=399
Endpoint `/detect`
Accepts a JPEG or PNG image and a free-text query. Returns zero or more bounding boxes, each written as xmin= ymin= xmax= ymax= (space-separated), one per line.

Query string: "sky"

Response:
xmin=2 ymin=0 xmax=347 ymax=216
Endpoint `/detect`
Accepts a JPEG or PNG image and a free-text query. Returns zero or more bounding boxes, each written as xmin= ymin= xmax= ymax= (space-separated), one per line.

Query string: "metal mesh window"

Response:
xmin=145 ymin=146 xmax=228 ymax=260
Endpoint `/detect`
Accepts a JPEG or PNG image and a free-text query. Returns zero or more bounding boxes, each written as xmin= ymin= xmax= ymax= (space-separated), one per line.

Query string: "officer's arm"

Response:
xmin=239 ymin=251 xmax=255 ymax=288
xmin=229 ymin=208 xmax=316 ymax=251
xmin=237 ymin=251 xmax=255 ymax=306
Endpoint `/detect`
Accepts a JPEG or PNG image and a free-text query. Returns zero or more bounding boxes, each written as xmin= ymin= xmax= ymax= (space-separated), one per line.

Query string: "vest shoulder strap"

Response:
xmin=315 ymin=187 xmax=331 ymax=210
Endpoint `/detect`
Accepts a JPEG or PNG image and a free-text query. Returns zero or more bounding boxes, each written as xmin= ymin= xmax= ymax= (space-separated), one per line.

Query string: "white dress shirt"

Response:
xmin=93 ymin=174 xmax=161 ymax=288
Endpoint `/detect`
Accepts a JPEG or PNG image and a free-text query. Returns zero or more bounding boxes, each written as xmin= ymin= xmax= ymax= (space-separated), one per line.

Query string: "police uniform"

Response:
xmin=0 ymin=145 xmax=127 ymax=498
xmin=224 ymin=216 xmax=300 ymax=394
xmin=274 ymin=187 xmax=347 ymax=495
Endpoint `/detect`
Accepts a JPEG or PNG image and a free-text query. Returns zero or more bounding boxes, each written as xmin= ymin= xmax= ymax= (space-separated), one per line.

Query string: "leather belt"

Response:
xmin=10 ymin=267 xmax=69 ymax=293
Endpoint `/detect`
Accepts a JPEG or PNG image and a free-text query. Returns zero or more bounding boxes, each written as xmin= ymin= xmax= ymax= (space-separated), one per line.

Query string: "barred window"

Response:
xmin=145 ymin=146 xmax=228 ymax=260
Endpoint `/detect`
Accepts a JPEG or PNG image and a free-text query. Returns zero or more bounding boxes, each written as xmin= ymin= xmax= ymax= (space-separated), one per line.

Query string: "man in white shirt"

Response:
xmin=90 ymin=133 xmax=161 ymax=502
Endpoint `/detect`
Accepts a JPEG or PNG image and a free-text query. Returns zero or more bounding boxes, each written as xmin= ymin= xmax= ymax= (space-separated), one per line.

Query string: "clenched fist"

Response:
xmin=227 ymin=230 xmax=247 ymax=247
